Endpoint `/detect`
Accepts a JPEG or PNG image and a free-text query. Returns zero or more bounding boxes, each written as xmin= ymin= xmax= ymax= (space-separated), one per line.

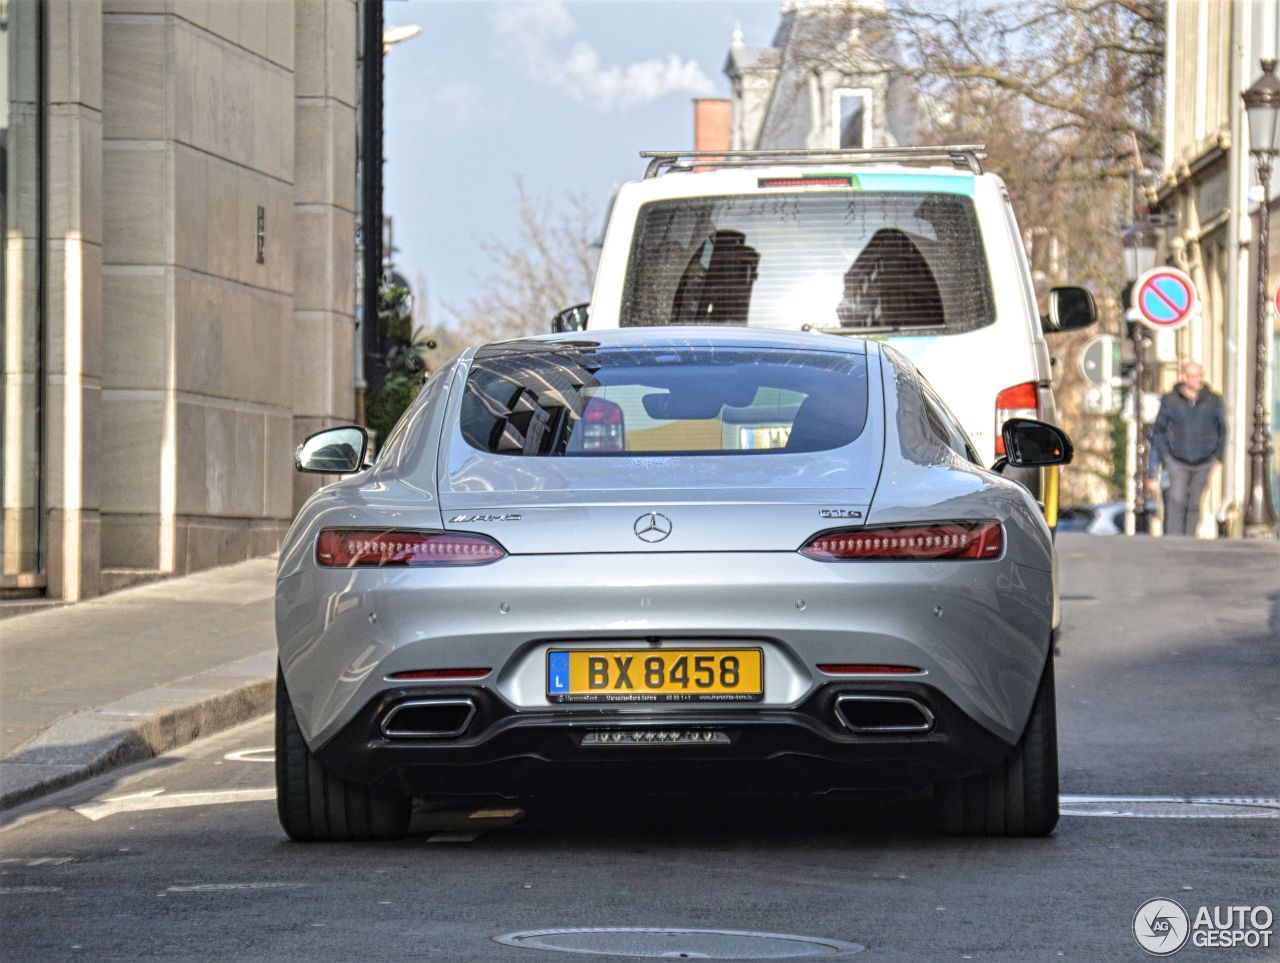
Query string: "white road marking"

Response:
xmin=0 ymin=886 xmax=62 ymax=894
xmin=222 ymin=748 xmax=275 ymax=763
xmin=58 ymin=786 xmax=1279 ymax=827
xmin=0 ymin=857 xmax=75 ymax=867
xmin=427 ymin=831 xmax=484 ymax=843
xmin=0 ymin=810 xmax=62 ymax=837
xmin=165 ymin=882 xmax=307 ymax=893
xmin=73 ymin=788 xmax=275 ymax=822
xmin=1060 ymin=795 xmax=1280 ymax=818
xmin=469 ymin=808 xmax=524 ymax=820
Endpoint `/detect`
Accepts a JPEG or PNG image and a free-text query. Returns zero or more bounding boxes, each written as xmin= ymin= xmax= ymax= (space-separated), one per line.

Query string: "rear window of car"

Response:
xmin=619 ymin=191 xmax=994 ymax=335
xmin=460 ymin=342 xmax=868 ymax=456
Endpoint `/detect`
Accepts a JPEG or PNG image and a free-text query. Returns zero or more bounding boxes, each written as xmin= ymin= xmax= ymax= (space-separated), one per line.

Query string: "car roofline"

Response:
xmin=480 ymin=325 xmax=874 ymax=354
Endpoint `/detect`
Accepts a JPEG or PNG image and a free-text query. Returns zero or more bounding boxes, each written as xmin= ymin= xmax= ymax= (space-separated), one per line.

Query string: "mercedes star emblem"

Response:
xmin=633 ymin=512 xmax=673 ymax=543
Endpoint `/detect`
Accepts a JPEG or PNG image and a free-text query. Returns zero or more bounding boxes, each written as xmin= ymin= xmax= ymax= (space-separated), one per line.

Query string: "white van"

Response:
xmin=563 ymin=146 xmax=1095 ymax=524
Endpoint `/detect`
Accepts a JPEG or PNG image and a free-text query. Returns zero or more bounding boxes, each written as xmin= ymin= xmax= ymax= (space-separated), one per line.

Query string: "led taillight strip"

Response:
xmin=800 ymin=521 xmax=1003 ymax=561
xmin=316 ymin=529 xmax=506 ymax=567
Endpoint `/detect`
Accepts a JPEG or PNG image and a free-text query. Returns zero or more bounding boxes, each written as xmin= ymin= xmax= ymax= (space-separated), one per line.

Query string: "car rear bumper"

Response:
xmin=313 ymin=680 xmax=1017 ymax=797
xmin=278 ymin=551 xmax=1054 ymax=752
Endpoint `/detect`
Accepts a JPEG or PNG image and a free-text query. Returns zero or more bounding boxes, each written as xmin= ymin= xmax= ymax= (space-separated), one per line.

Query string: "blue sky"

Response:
xmin=383 ymin=0 xmax=781 ymax=327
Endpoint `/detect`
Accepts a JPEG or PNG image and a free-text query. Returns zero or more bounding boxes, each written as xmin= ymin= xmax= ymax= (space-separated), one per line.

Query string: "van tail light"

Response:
xmin=316 ymin=530 xmax=506 ymax=567
xmin=800 ymin=522 xmax=1003 ymax=561
xmin=581 ymin=398 xmax=625 ymax=452
xmin=994 ymin=382 xmax=1041 ymax=455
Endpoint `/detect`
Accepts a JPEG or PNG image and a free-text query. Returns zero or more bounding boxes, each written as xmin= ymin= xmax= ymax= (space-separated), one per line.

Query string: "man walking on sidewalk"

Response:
xmin=1147 ymin=361 xmax=1226 ymax=537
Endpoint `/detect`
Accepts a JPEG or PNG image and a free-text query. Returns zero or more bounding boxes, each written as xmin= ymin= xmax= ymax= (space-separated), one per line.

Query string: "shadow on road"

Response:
xmin=408 ymin=789 xmax=943 ymax=843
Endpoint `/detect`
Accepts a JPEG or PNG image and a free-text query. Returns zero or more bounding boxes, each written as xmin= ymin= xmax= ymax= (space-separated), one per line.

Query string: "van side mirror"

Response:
xmin=295 ymin=425 xmax=369 ymax=474
xmin=551 ymin=303 xmax=590 ymax=333
xmin=1042 ymin=286 xmax=1097 ymax=333
xmin=999 ymin=418 xmax=1073 ymax=468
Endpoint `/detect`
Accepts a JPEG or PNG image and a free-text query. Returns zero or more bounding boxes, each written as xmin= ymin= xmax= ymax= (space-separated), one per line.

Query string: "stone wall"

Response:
xmin=37 ymin=0 xmax=357 ymax=598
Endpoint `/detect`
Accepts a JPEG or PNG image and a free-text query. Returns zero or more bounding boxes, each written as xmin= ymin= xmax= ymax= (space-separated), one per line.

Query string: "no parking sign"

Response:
xmin=1133 ymin=267 xmax=1198 ymax=331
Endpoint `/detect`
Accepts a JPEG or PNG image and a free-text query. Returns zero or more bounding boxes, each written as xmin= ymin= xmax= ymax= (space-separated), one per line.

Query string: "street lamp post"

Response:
xmin=1123 ymin=217 xmax=1159 ymax=534
xmin=355 ymin=4 xmax=422 ymax=427
xmin=1241 ymin=58 xmax=1280 ymax=538
xmin=355 ymin=0 xmax=385 ymax=425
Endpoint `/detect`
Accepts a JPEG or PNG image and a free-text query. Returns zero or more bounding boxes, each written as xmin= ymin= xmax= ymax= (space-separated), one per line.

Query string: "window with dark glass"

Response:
xmin=834 ymin=88 xmax=870 ymax=149
xmin=460 ymin=343 xmax=869 ymax=457
xmin=620 ymin=192 xmax=994 ymax=336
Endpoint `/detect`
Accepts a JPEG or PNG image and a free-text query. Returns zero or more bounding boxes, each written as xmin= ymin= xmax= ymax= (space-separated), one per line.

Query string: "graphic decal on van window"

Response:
xmin=853 ymin=173 xmax=975 ymax=195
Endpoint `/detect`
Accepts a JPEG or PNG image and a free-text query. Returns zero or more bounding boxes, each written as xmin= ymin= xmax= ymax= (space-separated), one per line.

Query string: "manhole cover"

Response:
xmin=1060 ymin=795 xmax=1280 ymax=819
xmin=494 ymin=927 xmax=864 ymax=958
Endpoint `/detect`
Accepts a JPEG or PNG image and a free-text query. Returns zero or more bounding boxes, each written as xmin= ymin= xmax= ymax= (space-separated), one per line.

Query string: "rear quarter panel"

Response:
xmin=869 ymin=347 xmax=1053 ymax=575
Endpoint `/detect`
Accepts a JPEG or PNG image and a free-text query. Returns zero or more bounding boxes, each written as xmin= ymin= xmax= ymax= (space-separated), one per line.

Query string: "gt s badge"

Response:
xmin=818 ymin=508 xmax=863 ymax=519
xmin=449 ymin=513 xmax=522 ymax=523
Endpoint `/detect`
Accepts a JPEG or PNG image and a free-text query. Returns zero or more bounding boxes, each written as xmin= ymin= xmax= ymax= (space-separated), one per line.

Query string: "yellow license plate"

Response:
xmin=547 ymin=648 xmax=763 ymax=703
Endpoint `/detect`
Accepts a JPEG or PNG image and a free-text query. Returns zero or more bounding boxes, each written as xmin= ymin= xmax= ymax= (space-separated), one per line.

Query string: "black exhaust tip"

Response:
xmin=834 ymin=694 xmax=934 ymax=734
xmin=381 ymin=698 xmax=476 ymax=739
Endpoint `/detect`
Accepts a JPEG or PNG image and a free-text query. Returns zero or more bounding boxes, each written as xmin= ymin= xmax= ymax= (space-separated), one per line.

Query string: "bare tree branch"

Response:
xmin=443 ymin=180 xmax=599 ymax=344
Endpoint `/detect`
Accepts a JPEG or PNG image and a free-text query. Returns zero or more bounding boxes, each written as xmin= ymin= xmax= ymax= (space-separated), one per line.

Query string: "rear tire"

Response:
xmin=934 ymin=652 xmax=1059 ymax=837
xmin=275 ymin=665 xmax=410 ymax=841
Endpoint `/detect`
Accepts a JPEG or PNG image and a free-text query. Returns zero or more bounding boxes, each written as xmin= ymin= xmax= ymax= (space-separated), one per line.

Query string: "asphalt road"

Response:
xmin=2 ymin=535 xmax=1277 ymax=962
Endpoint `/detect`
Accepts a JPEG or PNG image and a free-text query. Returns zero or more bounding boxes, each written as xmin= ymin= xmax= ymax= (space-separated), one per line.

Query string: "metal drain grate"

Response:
xmin=493 ymin=927 xmax=865 ymax=958
xmin=1060 ymin=795 xmax=1280 ymax=818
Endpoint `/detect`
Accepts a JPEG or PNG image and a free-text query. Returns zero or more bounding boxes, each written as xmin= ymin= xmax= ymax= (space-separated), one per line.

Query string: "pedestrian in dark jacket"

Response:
xmin=1147 ymin=361 xmax=1226 ymax=536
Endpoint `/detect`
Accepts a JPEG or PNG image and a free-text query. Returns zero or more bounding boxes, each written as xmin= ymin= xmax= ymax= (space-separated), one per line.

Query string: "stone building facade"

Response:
xmin=1158 ymin=0 xmax=1279 ymax=536
xmin=724 ymin=0 xmax=915 ymax=152
xmin=1 ymin=0 xmax=358 ymax=601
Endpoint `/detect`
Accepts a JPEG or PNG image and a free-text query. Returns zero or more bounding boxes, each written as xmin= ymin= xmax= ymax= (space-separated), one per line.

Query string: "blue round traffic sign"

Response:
xmin=1134 ymin=267 xmax=1197 ymax=330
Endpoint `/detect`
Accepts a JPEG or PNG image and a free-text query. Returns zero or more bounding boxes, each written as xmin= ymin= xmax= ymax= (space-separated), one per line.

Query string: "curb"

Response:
xmin=0 ymin=651 xmax=275 ymax=810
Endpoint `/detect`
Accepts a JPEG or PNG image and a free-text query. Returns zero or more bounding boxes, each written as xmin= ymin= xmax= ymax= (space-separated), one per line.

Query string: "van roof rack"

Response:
xmin=640 ymin=145 xmax=987 ymax=178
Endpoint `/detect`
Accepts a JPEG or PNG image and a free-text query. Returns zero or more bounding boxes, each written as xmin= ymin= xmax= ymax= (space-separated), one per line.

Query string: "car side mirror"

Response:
xmin=551 ymin=303 xmax=590 ymax=333
xmin=1042 ymin=286 xmax=1097 ymax=333
xmin=295 ymin=425 xmax=369 ymax=474
xmin=999 ymin=418 xmax=1073 ymax=468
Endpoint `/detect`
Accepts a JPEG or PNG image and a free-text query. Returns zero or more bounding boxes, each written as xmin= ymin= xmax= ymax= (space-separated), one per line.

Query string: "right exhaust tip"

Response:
xmin=834 ymin=694 xmax=935 ymax=734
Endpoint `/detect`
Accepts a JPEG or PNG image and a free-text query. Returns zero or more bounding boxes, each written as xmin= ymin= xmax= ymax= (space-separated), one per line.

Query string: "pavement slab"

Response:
xmin=0 ymin=558 xmax=278 ymax=808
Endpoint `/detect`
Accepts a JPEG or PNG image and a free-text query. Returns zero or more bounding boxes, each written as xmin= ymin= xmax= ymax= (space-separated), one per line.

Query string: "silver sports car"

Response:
xmin=275 ymin=327 xmax=1071 ymax=841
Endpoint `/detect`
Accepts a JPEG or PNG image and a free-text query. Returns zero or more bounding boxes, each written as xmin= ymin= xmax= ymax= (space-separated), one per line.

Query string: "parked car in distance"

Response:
xmin=1058 ymin=502 xmax=1158 ymax=535
xmin=275 ymin=327 xmax=1073 ymax=841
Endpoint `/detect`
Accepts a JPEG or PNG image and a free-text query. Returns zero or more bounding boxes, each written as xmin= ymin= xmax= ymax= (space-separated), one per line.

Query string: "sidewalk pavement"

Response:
xmin=0 ymin=557 xmax=278 ymax=809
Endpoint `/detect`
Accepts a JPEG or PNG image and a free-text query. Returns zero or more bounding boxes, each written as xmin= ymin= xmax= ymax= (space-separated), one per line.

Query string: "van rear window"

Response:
xmin=620 ymin=192 xmax=995 ymax=335
xmin=460 ymin=343 xmax=868 ymax=456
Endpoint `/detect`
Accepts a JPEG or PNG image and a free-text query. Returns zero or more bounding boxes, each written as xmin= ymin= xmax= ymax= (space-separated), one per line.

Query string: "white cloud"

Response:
xmin=491 ymin=0 xmax=714 ymax=111
xmin=491 ymin=0 xmax=575 ymax=42
xmin=435 ymin=82 xmax=484 ymax=123
xmin=402 ymin=81 xmax=489 ymax=129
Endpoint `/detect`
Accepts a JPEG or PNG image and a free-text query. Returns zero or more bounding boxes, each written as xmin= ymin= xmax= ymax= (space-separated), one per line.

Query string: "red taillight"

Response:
xmin=995 ymin=381 xmax=1041 ymax=455
xmin=800 ymin=522 xmax=1003 ymax=561
xmin=316 ymin=530 xmax=506 ymax=567
xmin=581 ymin=398 xmax=625 ymax=452
xmin=388 ymin=668 xmax=491 ymax=680
xmin=818 ymin=664 xmax=922 ymax=675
